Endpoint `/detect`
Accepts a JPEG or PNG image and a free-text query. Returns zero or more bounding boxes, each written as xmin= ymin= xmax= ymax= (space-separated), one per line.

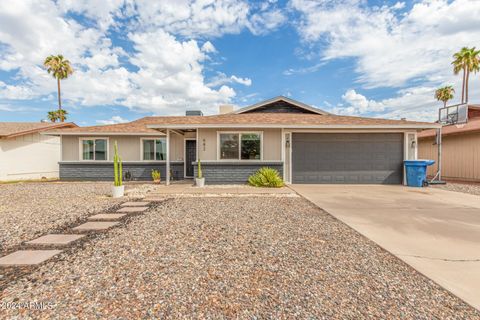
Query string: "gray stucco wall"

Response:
xmin=59 ymin=162 xmax=184 ymax=181
xmin=193 ymin=162 xmax=283 ymax=184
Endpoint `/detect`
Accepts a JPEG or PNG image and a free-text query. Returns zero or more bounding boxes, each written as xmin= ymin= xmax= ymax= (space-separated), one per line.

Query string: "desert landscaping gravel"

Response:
xmin=0 ymin=182 xmax=123 ymax=251
xmin=433 ymin=182 xmax=480 ymax=196
xmin=1 ymin=196 xmax=478 ymax=318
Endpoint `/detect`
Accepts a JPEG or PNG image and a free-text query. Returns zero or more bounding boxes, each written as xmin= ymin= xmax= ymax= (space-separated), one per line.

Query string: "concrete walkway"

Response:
xmin=145 ymin=184 xmax=294 ymax=198
xmin=290 ymin=184 xmax=480 ymax=310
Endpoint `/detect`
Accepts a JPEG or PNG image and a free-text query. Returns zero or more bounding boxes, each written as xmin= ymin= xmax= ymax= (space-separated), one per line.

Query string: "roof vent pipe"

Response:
xmin=219 ymin=104 xmax=234 ymax=114
xmin=186 ymin=110 xmax=203 ymax=116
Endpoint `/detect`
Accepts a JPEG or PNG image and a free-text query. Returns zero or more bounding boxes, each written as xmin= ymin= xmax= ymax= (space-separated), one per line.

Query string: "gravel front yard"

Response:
xmin=1 ymin=197 xmax=477 ymax=318
xmin=0 ymin=182 xmax=122 ymax=251
xmin=433 ymin=182 xmax=480 ymax=196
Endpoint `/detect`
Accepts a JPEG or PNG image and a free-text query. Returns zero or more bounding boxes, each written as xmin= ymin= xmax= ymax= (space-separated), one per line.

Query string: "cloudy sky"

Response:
xmin=0 ymin=0 xmax=479 ymax=125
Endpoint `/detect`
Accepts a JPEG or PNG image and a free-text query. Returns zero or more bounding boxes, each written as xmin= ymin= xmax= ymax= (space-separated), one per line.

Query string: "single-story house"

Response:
xmin=0 ymin=122 xmax=77 ymax=181
xmin=46 ymin=96 xmax=438 ymax=184
xmin=418 ymin=104 xmax=480 ymax=182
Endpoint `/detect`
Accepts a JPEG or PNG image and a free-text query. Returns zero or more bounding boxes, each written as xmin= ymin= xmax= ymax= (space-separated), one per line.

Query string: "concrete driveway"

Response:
xmin=290 ymin=184 xmax=480 ymax=310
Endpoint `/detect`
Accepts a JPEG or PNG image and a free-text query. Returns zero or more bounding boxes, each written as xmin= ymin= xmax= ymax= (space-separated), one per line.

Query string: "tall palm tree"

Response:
xmin=452 ymin=47 xmax=468 ymax=103
xmin=435 ymin=85 xmax=455 ymax=108
xmin=452 ymin=47 xmax=480 ymax=104
xmin=43 ymin=55 xmax=73 ymax=122
xmin=469 ymin=48 xmax=480 ymax=101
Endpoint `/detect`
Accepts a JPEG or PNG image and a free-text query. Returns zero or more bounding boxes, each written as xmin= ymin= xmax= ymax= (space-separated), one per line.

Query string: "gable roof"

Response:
xmin=0 ymin=122 xmax=77 ymax=139
xmin=47 ymin=113 xmax=438 ymax=135
xmin=234 ymin=96 xmax=329 ymax=115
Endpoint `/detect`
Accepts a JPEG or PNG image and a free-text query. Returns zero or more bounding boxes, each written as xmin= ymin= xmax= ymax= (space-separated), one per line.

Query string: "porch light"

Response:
xmin=202 ymin=138 xmax=206 ymax=151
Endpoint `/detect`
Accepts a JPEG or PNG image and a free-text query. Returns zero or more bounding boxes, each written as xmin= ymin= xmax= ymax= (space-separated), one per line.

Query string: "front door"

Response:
xmin=185 ymin=140 xmax=196 ymax=177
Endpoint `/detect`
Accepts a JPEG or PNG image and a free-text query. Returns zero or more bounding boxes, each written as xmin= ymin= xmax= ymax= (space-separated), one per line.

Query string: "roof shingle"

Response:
xmin=0 ymin=122 xmax=77 ymax=138
xmin=48 ymin=113 xmax=437 ymax=134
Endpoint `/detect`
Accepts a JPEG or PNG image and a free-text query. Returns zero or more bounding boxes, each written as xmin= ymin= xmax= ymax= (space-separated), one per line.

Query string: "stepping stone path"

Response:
xmin=0 ymin=250 xmax=62 ymax=266
xmin=73 ymin=221 xmax=120 ymax=232
xmin=26 ymin=234 xmax=85 ymax=246
xmin=88 ymin=213 xmax=127 ymax=221
xmin=117 ymin=206 xmax=149 ymax=213
xmin=121 ymin=201 xmax=150 ymax=207
xmin=0 ymin=201 xmax=150 ymax=267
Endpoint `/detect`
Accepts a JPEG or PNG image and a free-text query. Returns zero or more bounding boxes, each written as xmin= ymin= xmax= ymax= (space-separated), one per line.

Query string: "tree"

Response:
xmin=56 ymin=109 xmax=68 ymax=121
xmin=452 ymin=47 xmax=480 ymax=103
xmin=43 ymin=54 xmax=73 ymax=122
xmin=47 ymin=110 xmax=59 ymax=123
xmin=46 ymin=109 xmax=68 ymax=123
xmin=435 ymin=85 xmax=455 ymax=108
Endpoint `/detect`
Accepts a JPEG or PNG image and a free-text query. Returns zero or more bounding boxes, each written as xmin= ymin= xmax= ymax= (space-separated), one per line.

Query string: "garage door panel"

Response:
xmin=292 ymin=133 xmax=403 ymax=184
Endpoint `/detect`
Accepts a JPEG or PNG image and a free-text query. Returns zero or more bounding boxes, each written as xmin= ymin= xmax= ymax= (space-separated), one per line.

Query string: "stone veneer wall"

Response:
xmin=193 ymin=161 xmax=283 ymax=184
xmin=59 ymin=162 xmax=184 ymax=181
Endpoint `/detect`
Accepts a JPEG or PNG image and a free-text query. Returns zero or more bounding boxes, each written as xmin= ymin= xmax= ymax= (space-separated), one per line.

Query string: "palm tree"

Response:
xmin=435 ymin=85 xmax=455 ymax=108
xmin=47 ymin=111 xmax=59 ymax=123
xmin=46 ymin=109 xmax=68 ymax=122
xmin=43 ymin=55 xmax=73 ymax=122
xmin=56 ymin=109 xmax=68 ymax=121
xmin=452 ymin=47 xmax=468 ymax=103
xmin=470 ymin=48 xmax=480 ymax=101
xmin=452 ymin=47 xmax=480 ymax=103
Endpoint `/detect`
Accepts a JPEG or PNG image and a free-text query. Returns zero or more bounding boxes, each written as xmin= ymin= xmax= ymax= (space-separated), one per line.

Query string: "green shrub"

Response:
xmin=151 ymin=169 xmax=161 ymax=181
xmin=248 ymin=167 xmax=284 ymax=188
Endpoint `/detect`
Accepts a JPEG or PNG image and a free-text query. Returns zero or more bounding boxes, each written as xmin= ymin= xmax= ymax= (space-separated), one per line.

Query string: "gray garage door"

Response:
xmin=292 ymin=133 xmax=404 ymax=184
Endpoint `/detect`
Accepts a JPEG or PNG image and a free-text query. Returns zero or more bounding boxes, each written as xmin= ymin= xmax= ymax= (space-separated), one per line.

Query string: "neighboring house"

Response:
xmin=46 ymin=96 xmax=437 ymax=184
xmin=418 ymin=105 xmax=480 ymax=182
xmin=0 ymin=122 xmax=77 ymax=181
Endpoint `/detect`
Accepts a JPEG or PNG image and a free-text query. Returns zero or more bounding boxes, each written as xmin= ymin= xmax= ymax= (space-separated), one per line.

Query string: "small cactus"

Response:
xmin=113 ymin=141 xmax=123 ymax=187
xmin=197 ymin=159 xmax=202 ymax=179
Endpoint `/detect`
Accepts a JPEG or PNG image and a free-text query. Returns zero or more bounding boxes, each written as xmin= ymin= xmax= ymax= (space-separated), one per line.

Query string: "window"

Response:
xmin=81 ymin=138 xmax=107 ymax=161
xmin=142 ymin=138 xmax=166 ymax=160
xmin=219 ymin=133 xmax=239 ymax=159
xmin=219 ymin=132 xmax=261 ymax=160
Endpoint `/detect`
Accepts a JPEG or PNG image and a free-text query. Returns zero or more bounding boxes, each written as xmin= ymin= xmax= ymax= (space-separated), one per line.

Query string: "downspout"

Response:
xmin=166 ymin=129 xmax=170 ymax=186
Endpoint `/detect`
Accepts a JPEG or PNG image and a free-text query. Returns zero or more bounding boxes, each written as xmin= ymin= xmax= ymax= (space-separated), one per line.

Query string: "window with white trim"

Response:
xmin=219 ymin=132 xmax=261 ymax=160
xmin=81 ymin=138 xmax=107 ymax=161
xmin=142 ymin=138 xmax=167 ymax=160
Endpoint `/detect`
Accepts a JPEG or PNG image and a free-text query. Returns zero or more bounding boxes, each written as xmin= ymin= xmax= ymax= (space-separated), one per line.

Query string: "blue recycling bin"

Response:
xmin=404 ymin=160 xmax=435 ymax=187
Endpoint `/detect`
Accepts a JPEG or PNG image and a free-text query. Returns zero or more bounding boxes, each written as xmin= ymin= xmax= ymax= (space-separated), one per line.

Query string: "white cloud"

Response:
xmin=131 ymin=0 xmax=255 ymax=38
xmin=201 ymin=41 xmax=217 ymax=53
xmin=121 ymin=29 xmax=235 ymax=114
xmin=291 ymin=0 xmax=480 ymax=89
xmin=56 ymin=0 xmax=125 ymax=31
xmin=283 ymin=62 xmax=326 ymax=76
xmin=0 ymin=0 xmax=286 ymax=115
xmin=96 ymin=115 xmax=129 ymax=124
xmin=333 ymin=77 xmax=480 ymax=121
xmin=207 ymin=72 xmax=252 ymax=88
xmin=0 ymin=81 xmax=36 ymax=100
xmin=247 ymin=8 xmax=286 ymax=35
xmin=338 ymin=89 xmax=385 ymax=114
xmin=291 ymin=0 xmax=480 ymax=120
